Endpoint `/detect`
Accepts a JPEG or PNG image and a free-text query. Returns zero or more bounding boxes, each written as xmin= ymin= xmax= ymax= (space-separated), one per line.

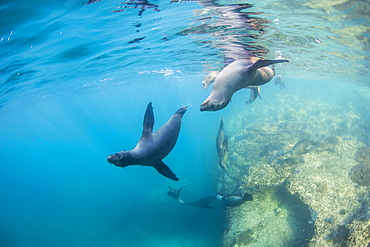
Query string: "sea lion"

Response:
xmin=216 ymin=192 xmax=253 ymax=207
xmin=200 ymin=58 xmax=289 ymax=111
xmin=107 ymin=102 xmax=187 ymax=181
xmin=202 ymin=71 xmax=220 ymax=89
xmin=287 ymin=139 xmax=317 ymax=157
xmin=245 ymin=86 xmax=261 ymax=106
xmin=216 ymin=118 xmax=228 ymax=170
xmin=274 ymin=75 xmax=286 ymax=89
xmin=167 ymin=185 xmax=186 ymax=205
xmin=186 ymin=195 xmax=216 ymax=209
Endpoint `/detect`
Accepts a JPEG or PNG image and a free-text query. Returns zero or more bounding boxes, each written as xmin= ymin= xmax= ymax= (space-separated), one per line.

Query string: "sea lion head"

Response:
xmin=107 ymin=151 xmax=131 ymax=168
xmin=200 ymin=97 xmax=230 ymax=111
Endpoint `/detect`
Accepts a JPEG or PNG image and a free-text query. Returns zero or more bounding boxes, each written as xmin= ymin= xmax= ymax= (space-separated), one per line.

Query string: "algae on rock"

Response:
xmin=218 ymin=86 xmax=370 ymax=247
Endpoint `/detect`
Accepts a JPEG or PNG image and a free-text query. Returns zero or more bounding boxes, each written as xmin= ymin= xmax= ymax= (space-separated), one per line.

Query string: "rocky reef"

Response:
xmin=217 ymin=85 xmax=370 ymax=247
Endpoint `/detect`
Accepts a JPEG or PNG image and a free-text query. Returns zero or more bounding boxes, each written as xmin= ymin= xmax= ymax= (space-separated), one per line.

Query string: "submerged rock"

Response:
xmin=217 ymin=88 xmax=370 ymax=247
xmin=349 ymin=163 xmax=370 ymax=186
xmin=349 ymin=146 xmax=370 ymax=186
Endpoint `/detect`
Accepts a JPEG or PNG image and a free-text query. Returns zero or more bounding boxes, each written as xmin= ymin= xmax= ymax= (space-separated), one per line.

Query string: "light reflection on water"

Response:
xmin=0 ymin=0 xmax=369 ymax=106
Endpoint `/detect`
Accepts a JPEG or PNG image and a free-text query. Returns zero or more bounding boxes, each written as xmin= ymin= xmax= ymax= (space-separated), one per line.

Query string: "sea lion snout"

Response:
xmin=176 ymin=106 xmax=187 ymax=115
xmin=200 ymin=99 xmax=227 ymax=111
xmin=199 ymin=102 xmax=209 ymax=111
xmin=107 ymin=154 xmax=116 ymax=164
xmin=107 ymin=152 xmax=128 ymax=167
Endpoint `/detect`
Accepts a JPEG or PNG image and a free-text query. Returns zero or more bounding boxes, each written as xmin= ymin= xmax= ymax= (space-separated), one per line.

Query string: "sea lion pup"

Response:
xmin=185 ymin=195 xmax=216 ymax=209
xmin=216 ymin=192 xmax=253 ymax=207
xmin=200 ymin=58 xmax=289 ymax=111
xmin=274 ymin=75 xmax=286 ymax=89
xmin=107 ymin=102 xmax=187 ymax=181
xmin=167 ymin=185 xmax=186 ymax=205
xmin=216 ymin=118 xmax=228 ymax=170
xmin=202 ymin=71 xmax=220 ymax=89
xmin=245 ymin=86 xmax=261 ymax=106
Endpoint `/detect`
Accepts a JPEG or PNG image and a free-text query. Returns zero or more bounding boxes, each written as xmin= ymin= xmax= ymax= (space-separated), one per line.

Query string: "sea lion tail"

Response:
xmin=154 ymin=161 xmax=179 ymax=181
xmin=178 ymin=184 xmax=186 ymax=192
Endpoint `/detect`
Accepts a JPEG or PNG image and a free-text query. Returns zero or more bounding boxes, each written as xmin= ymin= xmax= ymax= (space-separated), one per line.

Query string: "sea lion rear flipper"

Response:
xmin=250 ymin=59 xmax=289 ymax=71
xmin=243 ymin=192 xmax=253 ymax=201
xmin=154 ymin=161 xmax=179 ymax=181
xmin=142 ymin=102 xmax=155 ymax=137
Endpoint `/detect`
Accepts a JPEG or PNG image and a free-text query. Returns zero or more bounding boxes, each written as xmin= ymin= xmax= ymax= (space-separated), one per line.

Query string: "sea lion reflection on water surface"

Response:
xmin=107 ymin=102 xmax=187 ymax=181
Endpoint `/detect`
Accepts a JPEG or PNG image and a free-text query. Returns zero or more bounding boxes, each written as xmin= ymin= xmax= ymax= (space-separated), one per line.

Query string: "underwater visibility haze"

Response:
xmin=1 ymin=0 xmax=370 ymax=246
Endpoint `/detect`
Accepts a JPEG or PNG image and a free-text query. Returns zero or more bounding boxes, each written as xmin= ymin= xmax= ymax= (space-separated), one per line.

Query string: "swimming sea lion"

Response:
xmin=167 ymin=185 xmax=186 ymax=205
xmin=107 ymin=102 xmax=187 ymax=181
xmin=274 ymin=75 xmax=286 ymax=89
xmin=200 ymin=58 xmax=289 ymax=111
xmin=287 ymin=139 xmax=317 ymax=157
xmin=216 ymin=118 xmax=228 ymax=170
xmin=202 ymin=71 xmax=219 ymax=89
xmin=186 ymin=195 xmax=216 ymax=209
xmin=216 ymin=192 xmax=253 ymax=207
xmin=245 ymin=86 xmax=261 ymax=107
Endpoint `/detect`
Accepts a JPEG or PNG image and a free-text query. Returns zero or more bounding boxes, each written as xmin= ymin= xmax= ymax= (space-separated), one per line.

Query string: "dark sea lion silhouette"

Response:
xmin=167 ymin=185 xmax=216 ymax=208
xmin=216 ymin=192 xmax=253 ymax=207
xmin=216 ymin=118 xmax=228 ymax=170
xmin=107 ymin=102 xmax=187 ymax=181
xmin=200 ymin=58 xmax=289 ymax=111
xmin=167 ymin=185 xmax=186 ymax=204
xmin=186 ymin=195 xmax=216 ymax=209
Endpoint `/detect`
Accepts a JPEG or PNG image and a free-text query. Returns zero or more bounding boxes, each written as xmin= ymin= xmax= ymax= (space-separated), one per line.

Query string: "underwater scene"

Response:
xmin=1 ymin=0 xmax=370 ymax=246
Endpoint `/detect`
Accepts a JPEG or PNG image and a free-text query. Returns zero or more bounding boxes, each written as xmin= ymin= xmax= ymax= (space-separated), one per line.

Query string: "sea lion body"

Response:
xmin=107 ymin=102 xmax=187 ymax=181
xmin=167 ymin=185 xmax=186 ymax=205
xmin=287 ymin=139 xmax=317 ymax=157
xmin=200 ymin=58 xmax=289 ymax=111
xmin=216 ymin=118 xmax=228 ymax=170
xmin=217 ymin=192 xmax=253 ymax=207
xmin=186 ymin=195 xmax=216 ymax=209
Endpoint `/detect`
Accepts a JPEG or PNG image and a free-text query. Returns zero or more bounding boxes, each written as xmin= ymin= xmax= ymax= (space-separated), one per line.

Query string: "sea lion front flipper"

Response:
xmin=142 ymin=102 xmax=155 ymax=137
xmin=220 ymin=119 xmax=228 ymax=150
xmin=250 ymin=59 xmax=289 ymax=71
xmin=154 ymin=161 xmax=179 ymax=181
xmin=255 ymin=86 xmax=262 ymax=100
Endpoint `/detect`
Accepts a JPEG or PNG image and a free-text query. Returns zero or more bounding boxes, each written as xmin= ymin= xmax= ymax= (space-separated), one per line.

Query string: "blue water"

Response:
xmin=0 ymin=75 xmax=228 ymax=246
xmin=1 ymin=0 xmax=370 ymax=246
